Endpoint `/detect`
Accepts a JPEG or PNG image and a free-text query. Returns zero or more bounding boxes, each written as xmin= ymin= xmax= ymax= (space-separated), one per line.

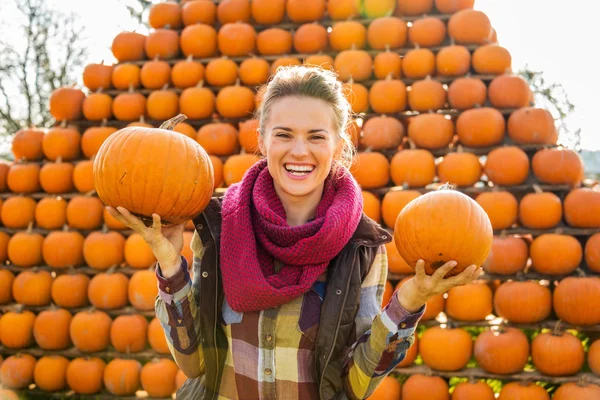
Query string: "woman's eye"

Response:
xmin=310 ymin=135 xmax=325 ymax=140
xmin=275 ymin=132 xmax=290 ymax=138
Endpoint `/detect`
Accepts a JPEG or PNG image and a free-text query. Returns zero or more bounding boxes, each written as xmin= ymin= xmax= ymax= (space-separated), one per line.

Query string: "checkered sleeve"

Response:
xmin=341 ymin=244 xmax=425 ymax=399
xmin=154 ymin=230 xmax=206 ymax=378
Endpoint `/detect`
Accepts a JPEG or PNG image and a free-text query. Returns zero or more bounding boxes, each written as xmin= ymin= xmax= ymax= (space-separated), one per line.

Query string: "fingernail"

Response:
xmin=451 ymin=261 xmax=457 ymax=266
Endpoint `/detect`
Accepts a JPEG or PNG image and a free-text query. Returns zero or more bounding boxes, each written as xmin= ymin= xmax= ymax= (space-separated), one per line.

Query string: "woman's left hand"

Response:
xmin=396 ymin=260 xmax=482 ymax=313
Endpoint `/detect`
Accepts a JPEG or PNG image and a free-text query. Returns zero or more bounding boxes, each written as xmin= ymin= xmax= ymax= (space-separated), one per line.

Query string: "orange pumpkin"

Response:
xmin=33 ymin=308 xmax=73 ymax=350
xmin=507 ymin=107 xmax=557 ymax=144
xmin=389 ymin=149 xmax=435 ymax=188
xmin=327 ymin=0 xmax=358 ymax=20
xmin=238 ymin=119 xmax=260 ymax=154
xmin=552 ymin=382 xmax=600 ymax=400
xmin=530 ymin=234 xmax=582 ymax=276
xmin=66 ymin=195 xmax=104 ymax=230
xmin=330 ymin=21 xmax=366 ymax=51
xmin=49 ymin=87 xmax=85 ymax=121
xmin=456 ymin=107 xmax=505 ymax=147
xmin=172 ymin=56 xmax=205 ymax=89
xmin=448 ymin=8 xmax=492 ymax=44
xmin=141 ymin=358 xmax=179 ymax=397
xmin=217 ymin=22 xmax=256 ymax=56
xmin=474 ymin=327 xmax=529 ymax=374
xmin=394 ymin=184 xmax=493 ymax=276
xmin=66 ymin=357 xmax=106 ymax=395
xmin=239 ymin=57 xmax=271 ymax=85
xmin=494 ymin=281 xmax=552 ymax=323
xmin=483 ymin=235 xmax=528 ymax=275
xmin=446 ymin=281 xmax=493 ymax=321
xmin=350 ymin=152 xmax=390 ymax=189
xmin=408 ymin=78 xmax=447 ymax=112
xmin=149 ymin=1 xmax=182 ymax=28
xmin=409 ymin=16 xmax=445 ymax=47
xmin=369 ymin=376 xmax=402 ymax=399
xmin=475 ymin=191 xmax=518 ymax=230
xmin=180 ymin=83 xmax=216 ymax=120
xmin=286 ymin=0 xmax=325 ymax=22
xmin=564 ymin=188 xmax=600 ymax=228
xmin=111 ymin=31 xmax=146 ymax=62
xmin=223 ymin=154 xmax=261 ymax=185
xmin=0 ymin=269 xmax=14 ymax=305
xmin=51 ymin=273 xmax=90 ymax=309
xmin=129 ymin=270 xmax=159 ymax=310
xmin=42 ymin=124 xmax=81 ymax=161
xmin=70 ymin=309 xmax=112 ymax=352
xmin=12 ymin=127 xmax=45 ymax=161
xmin=373 ymin=50 xmax=402 ymax=80
xmin=6 ymin=163 xmax=41 ymax=193
xmin=83 ymin=63 xmax=113 ymax=91
xmin=406 ymin=113 xmax=454 ymax=150
xmin=182 ymin=0 xmax=216 ymax=26
xmin=586 ymin=233 xmax=600 ymax=273
xmin=7 ymin=225 xmax=44 ymax=267
xmin=361 ymin=191 xmax=381 ymax=223
xmin=360 ymin=115 xmax=404 ymax=150
xmin=402 ymin=48 xmax=436 ymax=79
xmin=452 ymin=381 xmax=495 ymax=400
xmin=103 ymin=358 xmax=142 ymax=396
xmin=0 ymin=310 xmax=36 ymax=348
xmin=0 ymin=354 xmax=36 ymax=390
xmin=140 ymin=59 xmax=171 ymax=89
xmin=368 ymin=77 xmax=406 ymax=113
xmin=88 ymin=272 xmax=129 ymax=310
xmin=366 ymin=17 xmax=407 ymax=50
xmin=111 ymin=63 xmax=141 ymax=90
xmin=205 ymin=57 xmax=238 ymax=87
xmin=385 ymin=238 xmax=413 ymax=274
xmin=483 ymin=146 xmax=530 ymax=186
xmin=196 ymin=122 xmax=239 ymax=156
xmin=532 ymin=148 xmax=583 ymax=186
xmin=519 ymin=188 xmax=562 ymax=229
xmin=12 ymin=272 xmax=52 ymax=306
xmin=436 ymin=45 xmax=471 ymax=77
xmin=251 ymin=0 xmax=285 ymax=24
xmin=293 ymin=23 xmax=328 ymax=54
xmin=210 ymin=155 xmax=224 ymax=189
xmin=145 ymin=29 xmax=180 ymax=59
xmin=434 ymin=0 xmax=474 ymax=13
xmin=488 ymin=74 xmax=532 ymax=108
xmin=125 ymin=233 xmax=157 ymax=269
xmin=33 ymin=355 xmax=70 ymax=392
xmin=81 ymin=126 xmax=118 ymax=158
xmin=82 ymin=92 xmax=113 ymax=121
xmin=419 ymin=326 xmax=472 ymax=371
xmin=148 ymin=317 xmax=170 ymax=354
xmin=110 ymin=313 xmax=148 ymax=353
xmin=472 ymin=44 xmax=512 ymax=74
xmin=83 ymin=227 xmax=126 ymax=270
xmin=179 ymin=24 xmax=218 ymax=59
xmin=146 ymin=87 xmax=179 ymax=121
xmin=381 ymin=190 xmax=421 ymax=230
xmin=217 ymin=0 xmax=250 ymax=23
xmin=447 ymin=77 xmax=487 ymax=110
xmin=437 ymin=151 xmax=482 ymax=187
xmin=402 ymin=374 xmax=449 ymax=400
xmin=94 ymin=116 xmax=214 ymax=226
xmin=216 ymin=83 xmax=255 ymax=118
xmin=73 ymin=160 xmax=96 ymax=193
xmin=270 ymin=56 xmax=302 ymax=74
xmin=396 ymin=0 xmax=433 ymax=15
xmin=553 ymin=277 xmax=600 ymax=326
xmin=589 ymin=339 xmax=600 ymax=374
xmin=112 ymin=89 xmax=146 ymax=121
xmin=42 ymin=226 xmax=85 ymax=268
xmin=334 ymin=49 xmax=373 ymax=82
xmin=1 ymin=196 xmax=36 ymax=229
xmin=532 ymin=328 xmax=584 ymax=376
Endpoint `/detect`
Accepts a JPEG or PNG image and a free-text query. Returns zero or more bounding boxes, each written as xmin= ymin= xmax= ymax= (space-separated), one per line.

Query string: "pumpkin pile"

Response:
xmin=2 ymin=0 xmax=600 ymax=398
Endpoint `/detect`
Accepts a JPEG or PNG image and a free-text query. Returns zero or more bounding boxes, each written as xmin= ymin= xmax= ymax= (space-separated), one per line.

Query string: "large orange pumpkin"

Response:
xmin=494 ymin=281 xmax=552 ymax=323
xmin=94 ymin=115 xmax=214 ymax=226
xmin=111 ymin=32 xmax=146 ymax=62
xmin=531 ymin=327 xmax=585 ymax=376
xmin=394 ymin=184 xmax=493 ymax=276
xmin=103 ymin=358 xmax=142 ymax=396
xmin=474 ymin=327 xmax=530 ymax=374
xmin=553 ymin=382 xmax=600 ymax=400
xmin=402 ymin=374 xmax=449 ymax=400
xmin=498 ymin=382 xmax=550 ymax=400
xmin=83 ymin=63 xmax=113 ymax=91
xmin=33 ymin=355 xmax=70 ymax=392
xmin=12 ymin=127 xmax=45 ymax=161
xmin=507 ymin=107 xmax=557 ymax=144
xmin=419 ymin=326 xmax=472 ymax=371
xmin=448 ymin=9 xmax=492 ymax=44
xmin=50 ymin=87 xmax=85 ymax=121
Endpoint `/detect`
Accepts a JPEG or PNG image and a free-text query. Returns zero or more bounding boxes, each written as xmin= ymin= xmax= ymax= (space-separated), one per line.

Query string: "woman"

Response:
xmin=108 ymin=66 xmax=481 ymax=399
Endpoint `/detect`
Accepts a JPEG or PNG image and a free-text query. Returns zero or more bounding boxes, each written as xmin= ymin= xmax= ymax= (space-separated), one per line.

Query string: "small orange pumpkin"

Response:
xmin=49 ymin=87 xmax=85 ymax=121
xmin=111 ymin=31 xmax=146 ymax=62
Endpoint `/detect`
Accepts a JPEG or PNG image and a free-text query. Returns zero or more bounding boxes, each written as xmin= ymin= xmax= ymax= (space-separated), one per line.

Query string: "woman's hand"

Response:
xmin=106 ymin=206 xmax=186 ymax=277
xmin=396 ymin=260 xmax=482 ymax=313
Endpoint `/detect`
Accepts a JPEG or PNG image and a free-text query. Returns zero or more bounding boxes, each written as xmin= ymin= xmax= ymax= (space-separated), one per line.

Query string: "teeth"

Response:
xmin=285 ymin=164 xmax=314 ymax=172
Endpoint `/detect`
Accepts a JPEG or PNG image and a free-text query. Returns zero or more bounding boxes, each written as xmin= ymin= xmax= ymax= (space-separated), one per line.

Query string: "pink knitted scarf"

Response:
xmin=220 ymin=159 xmax=363 ymax=312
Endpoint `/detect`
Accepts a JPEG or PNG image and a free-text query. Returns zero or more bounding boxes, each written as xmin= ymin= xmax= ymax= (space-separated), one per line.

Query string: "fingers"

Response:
xmin=432 ymin=260 xmax=458 ymax=280
xmin=414 ymin=259 xmax=426 ymax=281
xmin=106 ymin=206 xmax=147 ymax=233
xmin=442 ymin=265 xmax=478 ymax=288
xmin=152 ymin=213 xmax=162 ymax=236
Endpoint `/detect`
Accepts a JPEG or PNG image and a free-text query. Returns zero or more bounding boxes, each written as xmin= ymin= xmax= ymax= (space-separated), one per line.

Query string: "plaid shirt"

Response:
xmin=155 ymin=232 xmax=424 ymax=399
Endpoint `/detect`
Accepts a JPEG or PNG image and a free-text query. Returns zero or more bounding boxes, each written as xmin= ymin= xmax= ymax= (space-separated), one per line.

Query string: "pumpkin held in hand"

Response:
xmin=393 ymin=183 xmax=493 ymax=276
xmin=93 ymin=114 xmax=214 ymax=226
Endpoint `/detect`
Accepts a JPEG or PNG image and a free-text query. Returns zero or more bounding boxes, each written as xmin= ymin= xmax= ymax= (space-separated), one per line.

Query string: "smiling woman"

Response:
xmin=108 ymin=65 xmax=481 ymax=400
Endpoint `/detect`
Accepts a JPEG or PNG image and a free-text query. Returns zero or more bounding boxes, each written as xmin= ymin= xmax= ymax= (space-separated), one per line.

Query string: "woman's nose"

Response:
xmin=290 ymin=138 xmax=308 ymax=156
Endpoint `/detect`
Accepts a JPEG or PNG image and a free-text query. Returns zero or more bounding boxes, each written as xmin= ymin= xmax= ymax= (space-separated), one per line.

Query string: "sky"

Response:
xmin=39 ymin=0 xmax=600 ymax=151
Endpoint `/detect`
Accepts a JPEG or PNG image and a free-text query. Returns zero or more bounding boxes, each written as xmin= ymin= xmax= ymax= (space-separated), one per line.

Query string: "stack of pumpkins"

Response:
xmin=1 ymin=0 xmax=600 ymax=398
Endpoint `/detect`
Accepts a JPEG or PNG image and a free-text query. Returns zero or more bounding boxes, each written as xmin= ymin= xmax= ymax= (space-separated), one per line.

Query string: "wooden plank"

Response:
xmin=420 ymin=317 xmax=600 ymax=333
xmin=0 ymin=344 xmax=172 ymax=361
xmin=0 ymin=303 xmax=155 ymax=318
xmin=14 ymin=387 xmax=171 ymax=399
xmin=1 ymin=264 xmax=145 ymax=277
xmin=394 ymin=364 xmax=600 ymax=385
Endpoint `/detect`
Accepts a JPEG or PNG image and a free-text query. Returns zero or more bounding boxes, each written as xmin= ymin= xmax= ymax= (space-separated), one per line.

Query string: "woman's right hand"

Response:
xmin=106 ymin=206 xmax=186 ymax=277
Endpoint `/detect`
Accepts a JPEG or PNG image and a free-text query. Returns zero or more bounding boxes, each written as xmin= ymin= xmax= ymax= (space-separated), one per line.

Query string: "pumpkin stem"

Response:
xmin=161 ymin=83 xmax=169 ymax=91
xmin=106 ymin=264 xmax=117 ymax=274
xmin=85 ymin=189 xmax=96 ymax=197
xmin=575 ymin=267 xmax=586 ymax=277
xmin=27 ymin=221 xmax=34 ymax=234
xmin=186 ymin=54 xmax=193 ymax=62
xmin=532 ymin=184 xmax=543 ymax=194
xmin=385 ymin=72 xmax=393 ymax=81
xmin=438 ymin=182 xmax=455 ymax=191
xmin=128 ymin=83 xmax=134 ymax=93
xmin=553 ymin=226 xmax=564 ymax=235
xmin=552 ymin=320 xmax=562 ymax=336
xmin=62 ymin=224 xmax=69 ymax=232
xmin=16 ymin=303 xmax=24 ymax=313
xmin=160 ymin=114 xmax=188 ymax=130
xmin=60 ymin=120 xmax=67 ymax=128
xmin=102 ymin=224 xmax=108 ymax=234
xmin=101 ymin=118 xmax=108 ymax=127
xmin=407 ymin=138 xmax=416 ymax=150
xmin=56 ymin=156 xmax=63 ymax=164
xmin=196 ymin=80 xmax=205 ymax=88
xmin=456 ymin=144 xmax=464 ymax=153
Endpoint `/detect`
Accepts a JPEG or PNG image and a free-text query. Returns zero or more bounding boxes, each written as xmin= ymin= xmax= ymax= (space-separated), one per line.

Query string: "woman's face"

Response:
xmin=259 ymin=96 xmax=340 ymax=200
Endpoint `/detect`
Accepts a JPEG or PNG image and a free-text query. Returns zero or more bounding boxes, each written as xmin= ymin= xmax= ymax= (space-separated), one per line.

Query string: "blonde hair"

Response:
xmin=256 ymin=65 xmax=355 ymax=170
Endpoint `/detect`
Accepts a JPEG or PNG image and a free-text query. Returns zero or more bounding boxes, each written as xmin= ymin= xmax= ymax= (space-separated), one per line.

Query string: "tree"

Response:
xmin=119 ymin=0 xmax=158 ymax=28
xmin=517 ymin=64 xmax=581 ymax=152
xmin=0 ymin=0 xmax=88 ymax=158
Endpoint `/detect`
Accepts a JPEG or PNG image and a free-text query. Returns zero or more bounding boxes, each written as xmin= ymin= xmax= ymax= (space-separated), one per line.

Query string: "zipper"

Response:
xmin=319 ymin=246 xmax=358 ymax=399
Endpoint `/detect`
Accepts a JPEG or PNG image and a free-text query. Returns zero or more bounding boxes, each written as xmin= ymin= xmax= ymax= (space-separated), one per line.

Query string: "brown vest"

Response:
xmin=179 ymin=198 xmax=391 ymax=400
